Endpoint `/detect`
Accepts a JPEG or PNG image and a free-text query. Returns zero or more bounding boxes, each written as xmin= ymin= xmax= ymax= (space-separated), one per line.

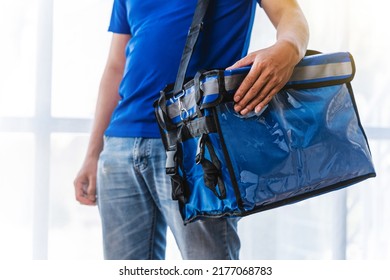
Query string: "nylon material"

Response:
xmin=156 ymin=52 xmax=375 ymax=222
xmin=168 ymin=76 xmax=223 ymax=119
xmin=165 ymin=53 xmax=354 ymax=120
xmin=201 ymin=93 xmax=220 ymax=104
xmin=200 ymin=72 xmax=246 ymax=94
xmin=156 ymin=107 xmax=166 ymax=127
xmin=224 ymin=73 xmax=246 ymax=92
xmin=285 ymin=74 xmax=352 ymax=87
xmin=167 ymin=89 xmax=196 ymax=119
xmin=166 ymin=71 xmax=249 ymax=120
xmin=170 ymin=100 xmax=215 ymax=124
xmin=208 ymin=133 xmax=238 ymax=205
xmin=201 ymin=77 xmax=220 ymax=95
xmin=216 ymin=85 xmax=375 ymax=211
xmin=171 ymin=107 xmax=196 ymax=124
xmin=180 ymin=132 xmax=238 ymax=220
xmin=298 ymin=52 xmax=351 ymax=67
xmin=224 ymin=66 xmax=251 ymax=76
xmin=167 ymin=79 xmax=219 ymax=120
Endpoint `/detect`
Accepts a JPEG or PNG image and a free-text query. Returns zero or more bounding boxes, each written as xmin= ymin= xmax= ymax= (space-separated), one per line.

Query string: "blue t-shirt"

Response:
xmin=105 ymin=0 xmax=261 ymax=138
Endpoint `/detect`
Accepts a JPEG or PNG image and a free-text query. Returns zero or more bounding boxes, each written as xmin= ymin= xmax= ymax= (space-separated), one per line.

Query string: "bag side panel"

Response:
xmin=216 ymin=84 xmax=375 ymax=211
xmin=179 ymin=130 xmax=240 ymax=222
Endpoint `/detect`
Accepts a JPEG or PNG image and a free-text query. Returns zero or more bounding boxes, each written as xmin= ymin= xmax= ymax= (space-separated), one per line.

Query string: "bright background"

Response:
xmin=0 ymin=0 xmax=389 ymax=260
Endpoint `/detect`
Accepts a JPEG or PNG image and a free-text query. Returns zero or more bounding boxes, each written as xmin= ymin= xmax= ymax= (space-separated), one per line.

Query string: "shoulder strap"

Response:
xmin=173 ymin=0 xmax=210 ymax=94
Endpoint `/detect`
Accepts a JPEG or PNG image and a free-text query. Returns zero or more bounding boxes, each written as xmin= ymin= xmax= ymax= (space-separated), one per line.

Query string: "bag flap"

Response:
xmin=164 ymin=52 xmax=355 ymax=123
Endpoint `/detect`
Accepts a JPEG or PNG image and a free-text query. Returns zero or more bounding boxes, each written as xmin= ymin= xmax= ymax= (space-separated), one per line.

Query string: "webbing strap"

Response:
xmin=169 ymin=144 xmax=188 ymax=205
xmin=173 ymin=0 xmax=210 ymax=94
xmin=195 ymin=134 xmax=226 ymax=199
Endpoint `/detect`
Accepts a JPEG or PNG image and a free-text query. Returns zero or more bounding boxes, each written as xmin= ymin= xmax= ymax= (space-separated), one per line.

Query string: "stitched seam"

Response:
xmin=147 ymin=204 xmax=157 ymax=259
xmin=222 ymin=220 xmax=230 ymax=259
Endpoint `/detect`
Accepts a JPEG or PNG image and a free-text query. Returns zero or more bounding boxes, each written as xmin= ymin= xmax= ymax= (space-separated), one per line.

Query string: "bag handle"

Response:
xmin=173 ymin=0 xmax=210 ymax=95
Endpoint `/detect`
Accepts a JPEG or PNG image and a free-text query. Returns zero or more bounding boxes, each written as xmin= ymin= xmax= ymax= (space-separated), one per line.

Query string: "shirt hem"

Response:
xmin=104 ymin=129 xmax=161 ymax=139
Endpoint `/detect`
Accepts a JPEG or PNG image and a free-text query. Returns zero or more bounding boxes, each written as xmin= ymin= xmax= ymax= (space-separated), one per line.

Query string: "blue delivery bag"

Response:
xmin=154 ymin=52 xmax=376 ymax=224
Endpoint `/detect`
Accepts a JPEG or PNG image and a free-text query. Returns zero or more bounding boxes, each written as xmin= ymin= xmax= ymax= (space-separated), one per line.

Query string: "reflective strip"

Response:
xmin=288 ymin=62 xmax=353 ymax=83
xmin=200 ymin=74 xmax=245 ymax=97
xmin=165 ymin=53 xmax=354 ymax=122
xmin=167 ymin=74 xmax=246 ymax=120
xmin=298 ymin=52 xmax=351 ymax=66
xmin=224 ymin=73 xmax=246 ymax=92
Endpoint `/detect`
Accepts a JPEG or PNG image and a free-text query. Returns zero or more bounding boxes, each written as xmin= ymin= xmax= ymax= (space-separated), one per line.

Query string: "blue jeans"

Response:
xmin=97 ymin=137 xmax=240 ymax=260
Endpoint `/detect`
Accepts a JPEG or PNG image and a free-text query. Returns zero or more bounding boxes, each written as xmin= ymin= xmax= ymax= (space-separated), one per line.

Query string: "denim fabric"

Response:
xmin=97 ymin=137 xmax=240 ymax=260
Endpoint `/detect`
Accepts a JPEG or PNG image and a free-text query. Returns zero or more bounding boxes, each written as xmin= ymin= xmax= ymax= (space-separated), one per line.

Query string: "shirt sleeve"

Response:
xmin=108 ymin=0 xmax=131 ymax=34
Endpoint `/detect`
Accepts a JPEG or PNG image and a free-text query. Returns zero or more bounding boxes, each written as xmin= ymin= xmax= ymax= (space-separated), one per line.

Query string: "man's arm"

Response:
xmin=74 ymin=33 xmax=130 ymax=205
xmin=227 ymin=0 xmax=309 ymax=115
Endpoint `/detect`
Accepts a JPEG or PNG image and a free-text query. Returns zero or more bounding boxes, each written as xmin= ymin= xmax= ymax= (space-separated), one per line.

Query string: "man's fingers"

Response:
xmin=230 ymin=47 xmax=297 ymax=115
xmin=234 ymin=64 xmax=289 ymax=115
xmin=234 ymin=66 xmax=271 ymax=114
xmin=233 ymin=66 xmax=262 ymax=107
xmin=87 ymin=175 xmax=97 ymax=203
xmin=251 ymin=86 xmax=279 ymax=114
xmin=74 ymin=179 xmax=96 ymax=206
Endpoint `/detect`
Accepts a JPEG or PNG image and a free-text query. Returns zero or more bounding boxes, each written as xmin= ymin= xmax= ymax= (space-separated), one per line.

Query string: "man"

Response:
xmin=74 ymin=0 xmax=309 ymax=260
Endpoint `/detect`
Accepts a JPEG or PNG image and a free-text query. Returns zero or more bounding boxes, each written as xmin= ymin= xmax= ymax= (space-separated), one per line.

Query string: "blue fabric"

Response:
xmin=180 ymin=132 xmax=239 ymax=219
xmin=163 ymin=52 xmax=356 ymax=125
xmin=97 ymin=137 xmax=240 ymax=259
xmin=177 ymin=83 xmax=375 ymax=223
xmin=155 ymin=53 xmax=376 ymax=223
xmin=217 ymin=85 xmax=375 ymax=212
xmin=105 ymin=0 xmax=260 ymax=138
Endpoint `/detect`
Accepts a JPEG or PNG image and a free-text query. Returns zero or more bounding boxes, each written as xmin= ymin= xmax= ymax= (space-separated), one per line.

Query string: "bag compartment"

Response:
xmin=215 ymin=83 xmax=376 ymax=214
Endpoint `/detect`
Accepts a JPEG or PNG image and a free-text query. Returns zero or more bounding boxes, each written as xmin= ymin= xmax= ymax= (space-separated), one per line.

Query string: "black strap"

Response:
xmin=173 ymin=0 xmax=210 ymax=94
xmin=195 ymin=134 xmax=226 ymax=199
xmin=160 ymin=0 xmax=228 ymax=202
xmin=180 ymin=116 xmax=217 ymax=141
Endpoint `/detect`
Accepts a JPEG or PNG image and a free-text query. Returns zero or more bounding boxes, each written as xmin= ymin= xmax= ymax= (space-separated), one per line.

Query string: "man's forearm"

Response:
xmin=85 ymin=66 xmax=122 ymax=160
xmin=83 ymin=33 xmax=129 ymax=160
xmin=228 ymin=0 xmax=309 ymax=115
xmin=74 ymin=33 xmax=128 ymax=205
xmin=263 ymin=0 xmax=309 ymax=63
xmin=275 ymin=9 xmax=309 ymax=62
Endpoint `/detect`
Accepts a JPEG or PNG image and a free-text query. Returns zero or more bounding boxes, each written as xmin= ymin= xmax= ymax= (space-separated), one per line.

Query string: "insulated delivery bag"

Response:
xmin=154 ymin=0 xmax=376 ymax=224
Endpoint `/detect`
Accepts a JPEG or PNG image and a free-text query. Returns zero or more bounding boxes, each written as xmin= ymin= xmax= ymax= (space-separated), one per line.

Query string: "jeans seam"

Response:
xmin=222 ymin=219 xmax=230 ymax=260
xmin=146 ymin=138 xmax=152 ymax=158
xmin=140 ymin=138 xmax=151 ymax=171
xmin=147 ymin=202 xmax=157 ymax=259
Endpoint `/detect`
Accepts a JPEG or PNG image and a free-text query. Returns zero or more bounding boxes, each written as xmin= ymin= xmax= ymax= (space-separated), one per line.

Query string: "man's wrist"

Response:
xmin=275 ymin=39 xmax=304 ymax=64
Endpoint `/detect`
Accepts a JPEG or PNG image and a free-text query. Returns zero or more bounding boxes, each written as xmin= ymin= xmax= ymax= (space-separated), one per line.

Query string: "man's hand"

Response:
xmin=227 ymin=40 xmax=299 ymax=116
xmin=74 ymin=157 xmax=98 ymax=206
xmin=228 ymin=0 xmax=309 ymax=116
xmin=72 ymin=34 xmax=130 ymax=206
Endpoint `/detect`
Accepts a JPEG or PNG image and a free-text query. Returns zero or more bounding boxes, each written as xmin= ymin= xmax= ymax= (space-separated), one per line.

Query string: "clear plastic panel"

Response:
xmin=217 ymin=85 xmax=375 ymax=211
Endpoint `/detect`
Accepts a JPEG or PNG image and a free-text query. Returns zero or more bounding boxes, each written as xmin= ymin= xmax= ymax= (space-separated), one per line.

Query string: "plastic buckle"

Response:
xmin=165 ymin=150 xmax=177 ymax=175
